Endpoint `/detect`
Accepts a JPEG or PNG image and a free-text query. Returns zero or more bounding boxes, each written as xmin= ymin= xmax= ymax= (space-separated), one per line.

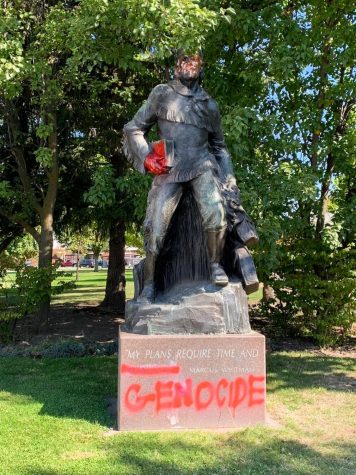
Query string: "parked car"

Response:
xmin=79 ymin=258 xmax=94 ymax=268
xmin=61 ymin=260 xmax=75 ymax=267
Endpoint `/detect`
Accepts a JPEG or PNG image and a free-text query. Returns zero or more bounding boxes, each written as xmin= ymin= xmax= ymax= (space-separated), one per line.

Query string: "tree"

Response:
xmin=0 ymin=0 xmax=225 ymax=325
xmin=0 ymin=232 xmax=37 ymax=280
xmin=59 ymin=0 xmax=226 ymax=311
xmin=203 ymin=0 xmax=355 ymax=343
xmin=3 ymin=0 xmax=351 ymax=343
xmin=84 ymin=161 xmax=151 ymax=311
xmin=0 ymin=2 xmax=68 ymax=329
xmin=90 ymin=229 xmax=108 ymax=273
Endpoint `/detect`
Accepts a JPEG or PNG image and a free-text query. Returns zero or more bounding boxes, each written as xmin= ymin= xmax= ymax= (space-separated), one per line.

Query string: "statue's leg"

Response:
xmin=205 ymin=228 xmax=229 ymax=286
xmin=191 ymin=171 xmax=229 ymax=286
xmin=138 ymin=179 xmax=183 ymax=303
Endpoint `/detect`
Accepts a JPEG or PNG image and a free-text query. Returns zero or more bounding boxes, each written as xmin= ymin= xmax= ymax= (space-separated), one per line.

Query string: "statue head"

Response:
xmin=175 ymin=51 xmax=203 ymax=82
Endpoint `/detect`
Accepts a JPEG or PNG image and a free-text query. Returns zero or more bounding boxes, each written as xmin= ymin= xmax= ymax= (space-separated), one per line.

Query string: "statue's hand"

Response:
xmin=223 ymin=175 xmax=238 ymax=192
xmin=144 ymin=153 xmax=168 ymax=175
xmin=144 ymin=141 xmax=169 ymax=175
xmin=220 ymin=175 xmax=241 ymax=207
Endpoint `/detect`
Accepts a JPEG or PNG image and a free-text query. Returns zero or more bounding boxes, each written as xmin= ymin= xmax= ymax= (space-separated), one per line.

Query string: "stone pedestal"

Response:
xmin=118 ymin=329 xmax=266 ymax=431
xmin=125 ymin=281 xmax=251 ymax=335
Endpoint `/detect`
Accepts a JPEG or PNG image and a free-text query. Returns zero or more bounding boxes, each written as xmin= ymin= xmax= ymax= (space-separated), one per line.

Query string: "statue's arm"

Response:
xmin=208 ymin=101 xmax=236 ymax=187
xmin=123 ymin=87 xmax=160 ymax=174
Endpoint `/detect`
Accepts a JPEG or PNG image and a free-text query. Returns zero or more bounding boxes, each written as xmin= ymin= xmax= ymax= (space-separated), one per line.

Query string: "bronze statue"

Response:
xmin=124 ymin=52 xmax=258 ymax=307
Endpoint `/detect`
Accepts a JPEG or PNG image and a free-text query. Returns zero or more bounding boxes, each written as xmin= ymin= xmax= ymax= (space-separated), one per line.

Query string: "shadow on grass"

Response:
xmin=23 ymin=433 xmax=356 ymax=475
xmin=52 ymin=289 xmax=106 ymax=296
xmin=73 ymin=274 xmax=106 ymax=285
xmin=0 ymin=357 xmax=117 ymax=427
xmin=267 ymin=353 xmax=356 ymax=393
xmin=111 ymin=435 xmax=355 ymax=475
xmin=0 ymin=353 xmax=354 ymax=434
xmin=68 ymin=272 xmax=133 ymax=283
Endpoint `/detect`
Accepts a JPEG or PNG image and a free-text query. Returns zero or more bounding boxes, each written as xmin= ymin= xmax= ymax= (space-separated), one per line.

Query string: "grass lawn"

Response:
xmin=0 ymin=352 xmax=354 ymax=474
xmin=2 ymin=269 xmax=262 ymax=306
xmin=1 ymin=269 xmax=135 ymax=304
xmin=50 ymin=269 xmax=262 ymax=305
xmin=52 ymin=269 xmax=136 ymax=303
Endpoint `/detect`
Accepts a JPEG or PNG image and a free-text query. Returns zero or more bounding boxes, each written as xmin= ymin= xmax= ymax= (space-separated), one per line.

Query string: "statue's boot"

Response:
xmin=206 ymin=229 xmax=229 ymax=286
xmin=137 ymin=252 xmax=156 ymax=303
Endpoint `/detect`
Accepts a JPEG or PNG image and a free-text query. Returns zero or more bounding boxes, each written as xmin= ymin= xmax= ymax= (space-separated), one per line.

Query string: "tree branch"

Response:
xmin=4 ymin=99 xmax=43 ymax=215
xmin=0 ymin=209 xmax=40 ymax=243
xmin=43 ymin=111 xmax=59 ymax=218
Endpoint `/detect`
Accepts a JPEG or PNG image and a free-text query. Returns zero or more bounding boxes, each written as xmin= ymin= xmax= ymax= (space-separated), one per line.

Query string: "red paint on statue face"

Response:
xmin=175 ymin=54 xmax=203 ymax=80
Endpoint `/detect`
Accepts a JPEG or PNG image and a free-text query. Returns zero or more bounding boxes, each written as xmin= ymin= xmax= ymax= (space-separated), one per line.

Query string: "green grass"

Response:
xmin=52 ymin=269 xmax=117 ymax=304
xmin=0 ymin=352 xmax=354 ymax=474
xmin=1 ymin=269 xmax=135 ymax=305
xmin=51 ymin=270 xmax=261 ymax=305
xmin=2 ymin=269 xmax=262 ymax=306
xmin=248 ymin=284 xmax=263 ymax=303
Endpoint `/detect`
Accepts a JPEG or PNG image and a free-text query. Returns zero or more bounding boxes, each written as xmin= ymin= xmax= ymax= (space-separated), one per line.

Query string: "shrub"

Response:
xmin=14 ymin=263 xmax=75 ymax=316
xmin=37 ymin=339 xmax=86 ymax=358
xmin=0 ymin=339 xmax=118 ymax=358
xmin=0 ymin=298 xmax=22 ymax=344
xmin=0 ymin=262 xmax=75 ymax=343
xmin=262 ymin=244 xmax=355 ymax=346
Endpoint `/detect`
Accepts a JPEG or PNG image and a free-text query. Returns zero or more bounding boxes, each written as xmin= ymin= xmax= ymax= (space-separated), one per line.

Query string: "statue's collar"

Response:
xmin=168 ymin=80 xmax=210 ymax=101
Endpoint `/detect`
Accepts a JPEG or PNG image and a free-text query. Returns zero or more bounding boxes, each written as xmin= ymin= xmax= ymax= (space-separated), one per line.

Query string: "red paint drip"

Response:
xmin=121 ymin=363 xmax=181 ymax=376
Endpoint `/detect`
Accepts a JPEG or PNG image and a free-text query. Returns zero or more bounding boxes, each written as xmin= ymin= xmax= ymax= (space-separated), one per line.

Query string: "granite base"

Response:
xmin=118 ymin=329 xmax=266 ymax=431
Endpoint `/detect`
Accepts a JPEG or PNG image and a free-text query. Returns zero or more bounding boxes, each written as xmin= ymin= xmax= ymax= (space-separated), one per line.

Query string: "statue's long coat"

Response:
xmin=123 ymin=80 xmax=234 ymax=183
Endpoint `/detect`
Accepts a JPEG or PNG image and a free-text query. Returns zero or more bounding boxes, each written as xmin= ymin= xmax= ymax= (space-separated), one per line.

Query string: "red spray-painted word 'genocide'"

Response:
xmin=123 ymin=374 xmax=265 ymax=414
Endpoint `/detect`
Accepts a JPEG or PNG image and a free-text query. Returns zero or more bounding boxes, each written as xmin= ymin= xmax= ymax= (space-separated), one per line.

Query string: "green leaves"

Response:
xmin=0 ymin=10 xmax=25 ymax=98
xmin=0 ymin=180 xmax=12 ymax=200
xmin=0 ymin=0 xmax=354 ymax=341
xmin=35 ymin=124 xmax=53 ymax=140
xmin=34 ymin=147 xmax=53 ymax=168
xmin=84 ymin=160 xmax=116 ymax=208
xmin=203 ymin=0 xmax=355 ymax=343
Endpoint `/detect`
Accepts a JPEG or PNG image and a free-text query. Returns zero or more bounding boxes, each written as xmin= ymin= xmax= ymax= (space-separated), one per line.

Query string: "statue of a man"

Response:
xmin=124 ymin=52 xmax=239 ymax=303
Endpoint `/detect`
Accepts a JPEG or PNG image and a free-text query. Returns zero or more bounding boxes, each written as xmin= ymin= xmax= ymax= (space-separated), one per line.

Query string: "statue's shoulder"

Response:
xmin=207 ymin=96 xmax=218 ymax=107
xmin=196 ymin=86 xmax=221 ymax=117
xmin=206 ymin=96 xmax=221 ymax=119
xmin=150 ymin=83 xmax=172 ymax=98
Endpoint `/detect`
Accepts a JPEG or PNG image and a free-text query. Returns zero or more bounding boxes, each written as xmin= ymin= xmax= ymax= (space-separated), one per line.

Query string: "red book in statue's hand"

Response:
xmin=144 ymin=139 xmax=174 ymax=175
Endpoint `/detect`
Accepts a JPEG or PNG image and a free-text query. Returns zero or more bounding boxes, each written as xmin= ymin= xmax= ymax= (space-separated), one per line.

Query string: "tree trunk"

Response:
xmin=76 ymin=250 xmax=80 ymax=281
xmin=4 ymin=99 xmax=60 ymax=335
xmin=34 ymin=214 xmax=54 ymax=333
xmin=33 ymin=112 xmax=59 ymax=333
xmin=101 ymin=220 xmax=126 ymax=313
xmin=93 ymin=249 xmax=100 ymax=272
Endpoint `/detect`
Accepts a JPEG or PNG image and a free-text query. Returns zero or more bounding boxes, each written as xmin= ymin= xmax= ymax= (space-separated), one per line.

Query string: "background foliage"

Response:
xmin=0 ymin=0 xmax=354 ymax=344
